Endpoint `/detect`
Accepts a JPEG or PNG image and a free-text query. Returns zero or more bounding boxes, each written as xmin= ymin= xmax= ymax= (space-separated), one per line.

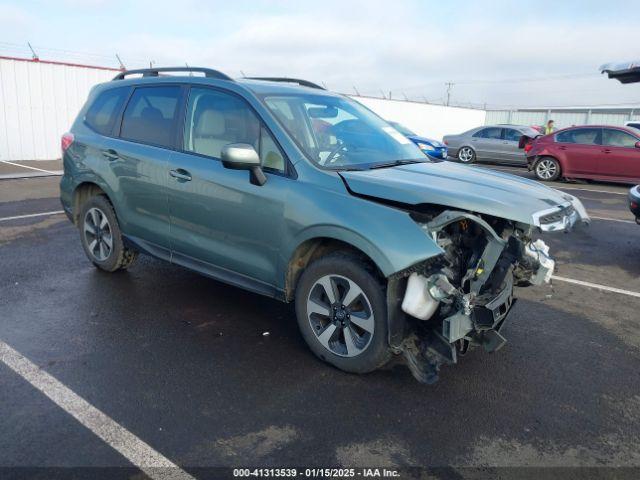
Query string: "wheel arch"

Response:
xmin=534 ymin=154 xmax=563 ymax=179
xmin=72 ymin=181 xmax=113 ymax=225
xmin=284 ymin=235 xmax=386 ymax=302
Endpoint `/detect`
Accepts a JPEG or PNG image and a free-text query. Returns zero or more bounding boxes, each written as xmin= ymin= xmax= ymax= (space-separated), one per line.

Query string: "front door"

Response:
xmin=599 ymin=128 xmax=640 ymax=182
xmin=167 ymin=87 xmax=289 ymax=293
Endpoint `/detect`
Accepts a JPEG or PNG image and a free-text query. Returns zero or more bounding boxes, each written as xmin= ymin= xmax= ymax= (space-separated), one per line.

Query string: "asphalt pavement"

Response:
xmin=1 ymin=164 xmax=639 ymax=480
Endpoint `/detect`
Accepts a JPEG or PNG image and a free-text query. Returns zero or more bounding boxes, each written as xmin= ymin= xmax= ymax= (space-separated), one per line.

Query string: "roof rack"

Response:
xmin=245 ymin=77 xmax=325 ymax=90
xmin=113 ymin=67 xmax=232 ymax=81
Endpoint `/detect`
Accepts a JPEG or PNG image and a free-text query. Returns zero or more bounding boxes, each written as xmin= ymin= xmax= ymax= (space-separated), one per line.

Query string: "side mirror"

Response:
xmin=636 ymin=141 xmax=640 ymax=149
xmin=221 ymin=143 xmax=266 ymax=186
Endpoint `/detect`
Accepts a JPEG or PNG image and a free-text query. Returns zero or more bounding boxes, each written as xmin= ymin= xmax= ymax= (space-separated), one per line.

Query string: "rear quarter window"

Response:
xmin=84 ymin=87 xmax=129 ymax=135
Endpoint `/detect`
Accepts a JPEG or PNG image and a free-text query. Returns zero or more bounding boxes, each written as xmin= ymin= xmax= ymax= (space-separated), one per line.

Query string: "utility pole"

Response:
xmin=445 ymin=82 xmax=454 ymax=106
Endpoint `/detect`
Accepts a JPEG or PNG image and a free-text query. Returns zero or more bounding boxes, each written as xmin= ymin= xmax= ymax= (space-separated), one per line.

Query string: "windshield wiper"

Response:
xmin=367 ymin=159 xmax=429 ymax=170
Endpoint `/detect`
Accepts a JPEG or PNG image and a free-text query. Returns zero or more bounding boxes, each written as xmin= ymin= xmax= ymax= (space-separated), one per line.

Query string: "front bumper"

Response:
xmin=630 ymin=185 xmax=640 ymax=223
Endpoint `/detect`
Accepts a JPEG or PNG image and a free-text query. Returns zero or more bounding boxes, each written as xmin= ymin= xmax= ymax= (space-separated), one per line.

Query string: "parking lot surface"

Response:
xmin=1 ymin=164 xmax=639 ymax=479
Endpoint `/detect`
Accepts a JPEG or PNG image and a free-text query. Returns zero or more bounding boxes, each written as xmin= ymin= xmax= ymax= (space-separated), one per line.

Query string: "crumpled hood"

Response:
xmin=339 ymin=161 xmax=582 ymax=226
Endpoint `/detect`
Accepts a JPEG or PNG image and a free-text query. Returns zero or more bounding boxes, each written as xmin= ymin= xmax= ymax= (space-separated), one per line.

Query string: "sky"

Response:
xmin=0 ymin=0 xmax=638 ymax=108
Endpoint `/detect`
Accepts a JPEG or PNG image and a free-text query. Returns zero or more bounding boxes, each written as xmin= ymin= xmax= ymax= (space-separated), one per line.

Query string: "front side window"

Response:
xmin=603 ymin=129 xmax=638 ymax=148
xmin=183 ymin=88 xmax=285 ymax=173
xmin=120 ymin=86 xmax=181 ymax=149
xmin=473 ymin=127 xmax=502 ymax=139
xmin=556 ymin=128 xmax=601 ymax=145
xmin=262 ymin=94 xmax=426 ymax=170
xmin=85 ymin=87 xmax=129 ymax=135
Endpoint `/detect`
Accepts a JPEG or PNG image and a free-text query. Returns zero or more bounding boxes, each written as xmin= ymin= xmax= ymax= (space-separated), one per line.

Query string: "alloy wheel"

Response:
xmin=83 ymin=207 xmax=113 ymax=261
xmin=306 ymin=274 xmax=374 ymax=357
xmin=458 ymin=147 xmax=474 ymax=163
xmin=536 ymin=159 xmax=557 ymax=180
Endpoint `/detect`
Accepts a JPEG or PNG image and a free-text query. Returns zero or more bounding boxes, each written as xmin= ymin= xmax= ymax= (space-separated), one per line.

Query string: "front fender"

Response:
xmin=283 ymin=195 xmax=444 ymax=280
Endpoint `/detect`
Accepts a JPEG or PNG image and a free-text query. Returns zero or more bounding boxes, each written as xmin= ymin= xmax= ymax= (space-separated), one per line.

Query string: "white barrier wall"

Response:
xmin=351 ymin=96 xmax=486 ymax=141
xmin=0 ymin=56 xmax=487 ymax=161
xmin=0 ymin=57 xmax=116 ymax=161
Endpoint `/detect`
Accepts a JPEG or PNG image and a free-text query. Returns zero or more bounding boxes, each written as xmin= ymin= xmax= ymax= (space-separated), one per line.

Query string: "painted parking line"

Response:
xmin=0 ymin=340 xmax=195 ymax=480
xmin=552 ymin=276 xmax=640 ymax=299
xmin=0 ymin=160 xmax=58 ymax=174
xmin=0 ymin=211 xmax=65 ymax=222
xmin=557 ymin=186 xmax=627 ymax=196
xmin=589 ymin=215 xmax=636 ymax=224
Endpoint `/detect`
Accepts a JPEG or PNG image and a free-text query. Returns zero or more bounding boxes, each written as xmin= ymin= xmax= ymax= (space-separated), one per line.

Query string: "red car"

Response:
xmin=526 ymin=125 xmax=640 ymax=183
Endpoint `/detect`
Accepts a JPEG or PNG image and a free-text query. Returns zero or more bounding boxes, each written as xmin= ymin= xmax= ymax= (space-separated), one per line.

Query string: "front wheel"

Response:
xmin=294 ymin=253 xmax=391 ymax=374
xmin=534 ymin=156 xmax=561 ymax=181
xmin=457 ymin=146 xmax=476 ymax=163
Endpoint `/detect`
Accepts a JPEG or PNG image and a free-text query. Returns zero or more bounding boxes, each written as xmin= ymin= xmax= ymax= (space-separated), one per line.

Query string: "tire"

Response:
xmin=294 ymin=252 xmax=391 ymax=374
xmin=534 ymin=156 xmax=561 ymax=181
xmin=457 ymin=146 xmax=476 ymax=164
xmin=78 ymin=195 xmax=138 ymax=272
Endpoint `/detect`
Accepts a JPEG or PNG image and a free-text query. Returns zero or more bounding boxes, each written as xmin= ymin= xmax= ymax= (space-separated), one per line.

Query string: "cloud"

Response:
xmin=1 ymin=0 xmax=638 ymax=107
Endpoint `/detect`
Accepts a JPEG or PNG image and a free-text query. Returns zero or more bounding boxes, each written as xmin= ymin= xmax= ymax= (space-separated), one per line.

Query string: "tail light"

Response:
xmin=443 ymin=140 xmax=448 ymax=145
xmin=61 ymin=132 xmax=74 ymax=152
xmin=632 ymin=201 xmax=638 ymax=209
xmin=524 ymin=143 xmax=533 ymax=153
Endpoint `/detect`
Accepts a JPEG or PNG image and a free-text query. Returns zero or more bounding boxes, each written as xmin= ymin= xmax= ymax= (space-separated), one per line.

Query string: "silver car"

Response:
xmin=444 ymin=124 xmax=541 ymax=165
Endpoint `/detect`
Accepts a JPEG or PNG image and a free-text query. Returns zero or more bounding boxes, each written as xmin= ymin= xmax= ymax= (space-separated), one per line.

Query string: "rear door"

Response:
xmin=103 ymin=85 xmax=185 ymax=256
xmin=470 ymin=127 xmax=504 ymax=161
xmin=554 ymin=128 xmax=602 ymax=177
xmin=501 ymin=128 xmax=527 ymax=164
xmin=600 ymin=128 xmax=640 ymax=182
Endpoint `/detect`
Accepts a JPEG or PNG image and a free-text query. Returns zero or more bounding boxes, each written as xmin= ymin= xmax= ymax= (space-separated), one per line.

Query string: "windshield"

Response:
xmin=388 ymin=121 xmax=416 ymax=137
xmin=262 ymin=94 xmax=426 ymax=169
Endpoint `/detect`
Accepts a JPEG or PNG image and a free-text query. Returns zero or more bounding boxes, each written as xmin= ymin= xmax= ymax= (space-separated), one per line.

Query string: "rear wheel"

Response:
xmin=294 ymin=253 xmax=391 ymax=374
xmin=534 ymin=156 xmax=561 ymax=181
xmin=79 ymin=195 xmax=138 ymax=272
xmin=457 ymin=146 xmax=476 ymax=163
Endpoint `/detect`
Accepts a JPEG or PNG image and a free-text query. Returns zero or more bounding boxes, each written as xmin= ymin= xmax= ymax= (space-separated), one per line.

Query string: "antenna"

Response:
xmin=240 ymin=70 xmax=246 ymax=78
xmin=115 ymin=54 xmax=125 ymax=70
xmin=27 ymin=42 xmax=39 ymax=61
xmin=353 ymin=85 xmax=360 ymax=96
xmin=445 ymin=82 xmax=455 ymax=106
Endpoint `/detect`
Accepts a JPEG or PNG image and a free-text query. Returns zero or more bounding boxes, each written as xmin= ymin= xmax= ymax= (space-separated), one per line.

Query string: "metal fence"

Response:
xmin=485 ymin=108 xmax=640 ymax=129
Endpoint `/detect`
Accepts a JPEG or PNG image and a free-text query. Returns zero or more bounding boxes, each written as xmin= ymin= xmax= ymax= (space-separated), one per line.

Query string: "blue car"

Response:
xmin=388 ymin=121 xmax=448 ymax=159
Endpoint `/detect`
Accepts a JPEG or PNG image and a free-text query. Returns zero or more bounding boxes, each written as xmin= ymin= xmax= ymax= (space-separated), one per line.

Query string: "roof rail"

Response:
xmin=245 ymin=77 xmax=325 ymax=90
xmin=113 ymin=67 xmax=232 ymax=81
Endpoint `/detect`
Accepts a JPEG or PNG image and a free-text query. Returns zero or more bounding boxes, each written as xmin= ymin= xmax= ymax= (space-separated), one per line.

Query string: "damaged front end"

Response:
xmin=393 ymin=208 xmax=563 ymax=384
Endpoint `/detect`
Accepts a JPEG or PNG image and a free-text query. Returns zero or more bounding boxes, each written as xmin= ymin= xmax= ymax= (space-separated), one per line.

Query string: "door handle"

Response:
xmin=558 ymin=146 xmax=567 ymax=150
xmin=603 ymin=149 xmax=612 ymax=154
xmin=169 ymin=169 xmax=192 ymax=181
xmin=102 ymin=149 xmax=119 ymax=160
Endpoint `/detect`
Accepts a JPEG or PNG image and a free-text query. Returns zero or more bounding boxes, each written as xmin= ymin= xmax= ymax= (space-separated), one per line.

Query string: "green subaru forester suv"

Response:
xmin=60 ymin=67 xmax=589 ymax=383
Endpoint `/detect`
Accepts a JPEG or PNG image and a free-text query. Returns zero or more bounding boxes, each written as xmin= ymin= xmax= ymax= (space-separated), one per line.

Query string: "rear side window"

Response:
xmin=603 ymin=129 xmax=638 ymax=148
xmin=503 ymin=128 xmax=522 ymax=142
xmin=473 ymin=127 xmax=502 ymax=139
xmin=120 ymin=86 xmax=181 ymax=149
xmin=84 ymin=87 xmax=129 ymax=135
xmin=556 ymin=128 xmax=601 ymax=145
